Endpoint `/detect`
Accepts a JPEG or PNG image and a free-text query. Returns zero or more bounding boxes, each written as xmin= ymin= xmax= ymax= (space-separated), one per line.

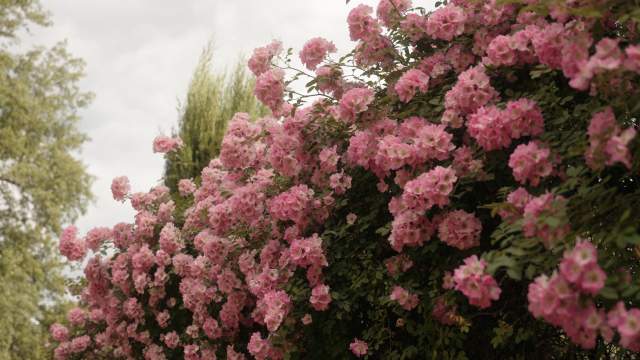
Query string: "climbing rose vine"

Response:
xmin=52 ymin=0 xmax=640 ymax=359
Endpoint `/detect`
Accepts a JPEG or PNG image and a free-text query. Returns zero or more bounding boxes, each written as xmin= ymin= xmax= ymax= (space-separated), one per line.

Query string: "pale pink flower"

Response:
xmin=299 ymin=37 xmax=337 ymax=70
xmin=349 ymin=338 xmax=369 ymax=357
xmin=111 ymin=176 xmax=130 ymax=201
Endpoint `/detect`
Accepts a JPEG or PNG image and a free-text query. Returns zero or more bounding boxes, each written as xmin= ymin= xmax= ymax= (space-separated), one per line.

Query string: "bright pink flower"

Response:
xmin=67 ymin=307 xmax=86 ymax=326
xmin=395 ymin=69 xmax=429 ymax=103
xmin=268 ymin=184 xmax=314 ymax=226
xmin=163 ymin=331 xmax=180 ymax=349
xmin=290 ymin=234 xmax=328 ymax=269
xmin=300 ymin=37 xmax=337 ymax=70
xmin=485 ymin=35 xmax=518 ymax=66
xmin=400 ymin=13 xmax=428 ymax=42
xmin=59 ymin=226 xmax=86 ymax=261
xmin=248 ymin=40 xmax=282 ymax=76
xmin=248 ymin=332 xmax=272 ymax=360
xmin=453 ymin=255 xmax=501 ymax=309
xmin=445 ymin=66 xmax=498 ymax=115
xmin=425 ymin=5 xmax=467 ymax=41
xmin=70 ymin=335 xmax=90 ymax=353
xmin=505 ymin=98 xmax=544 ymax=138
xmin=522 ymin=193 xmax=570 ymax=248
xmin=338 ymin=87 xmax=375 ymax=123
xmin=315 ymin=66 xmax=343 ymax=95
xmin=585 ymin=108 xmax=636 ymax=170
xmin=377 ymin=0 xmax=412 ymax=27
xmin=438 ymin=210 xmax=482 ymax=250
xmin=111 ymin=176 xmax=130 ymax=201
xmin=50 ymin=323 xmax=69 ymax=342
xmin=467 ymin=106 xmax=512 ymax=151
xmin=625 ymin=45 xmax=640 ymax=72
xmin=414 ymin=123 xmax=455 ymax=162
xmin=402 ymin=166 xmax=457 ymax=212
xmin=310 ymin=284 xmax=332 ymax=311
xmin=452 ymin=146 xmax=483 ymax=177
xmin=178 ymin=179 xmax=196 ymax=196
xmin=580 ymin=265 xmax=606 ymax=295
xmin=254 ymin=68 xmax=285 ymax=113
xmin=619 ymin=309 xmax=640 ymax=339
xmin=389 ymin=209 xmax=433 ymax=252
xmin=348 ymin=4 xmax=380 ymax=41
xmin=354 ymin=34 xmax=396 ymax=68
xmin=84 ymin=226 xmax=112 ymax=252
xmin=508 ymin=141 xmax=554 ymax=186
xmin=153 ymin=135 xmax=183 ymax=153
xmin=531 ymin=23 xmax=564 ymax=69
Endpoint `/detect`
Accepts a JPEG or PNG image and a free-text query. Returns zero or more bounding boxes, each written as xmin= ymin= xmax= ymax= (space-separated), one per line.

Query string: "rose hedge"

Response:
xmin=52 ymin=0 xmax=640 ymax=359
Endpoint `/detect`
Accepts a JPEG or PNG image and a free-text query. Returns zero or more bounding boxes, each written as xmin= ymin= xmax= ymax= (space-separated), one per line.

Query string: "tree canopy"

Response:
xmin=0 ymin=0 xmax=92 ymax=358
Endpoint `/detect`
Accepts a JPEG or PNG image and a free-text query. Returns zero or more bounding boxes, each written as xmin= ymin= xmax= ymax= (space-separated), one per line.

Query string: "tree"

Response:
xmin=0 ymin=1 xmax=92 ymax=358
xmin=163 ymin=42 xmax=267 ymax=197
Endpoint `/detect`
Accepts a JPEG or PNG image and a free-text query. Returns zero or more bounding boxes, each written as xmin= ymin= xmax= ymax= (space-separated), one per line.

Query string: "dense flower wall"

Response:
xmin=52 ymin=0 xmax=640 ymax=358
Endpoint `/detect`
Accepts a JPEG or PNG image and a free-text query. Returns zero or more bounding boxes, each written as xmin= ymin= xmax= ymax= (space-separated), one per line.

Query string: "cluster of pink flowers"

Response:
xmin=299 ymin=37 xmax=337 ymax=70
xmin=444 ymin=65 xmax=498 ymax=118
xmin=484 ymin=28 xmax=536 ymax=67
xmin=390 ymin=286 xmax=419 ymax=310
xmin=111 ymin=176 xmax=130 ymax=201
xmin=178 ymin=179 xmax=196 ymax=196
xmin=585 ymin=107 xmax=636 ymax=170
xmin=338 ymin=87 xmax=375 ymax=123
xmin=425 ymin=4 xmax=467 ymax=41
xmin=508 ymin=141 xmax=554 ymax=186
xmin=376 ymin=0 xmax=411 ymax=27
xmin=453 ymin=255 xmax=501 ymax=309
xmin=499 ymin=187 xmax=570 ymax=248
xmin=400 ymin=13 xmax=428 ymax=42
xmin=468 ymin=99 xmax=545 ymax=151
xmin=268 ymin=184 xmax=314 ymax=226
xmin=248 ymin=40 xmax=282 ymax=76
xmin=394 ymin=69 xmax=429 ymax=102
xmin=347 ymin=4 xmax=381 ymax=41
xmin=522 ymin=192 xmax=570 ymax=248
xmin=254 ymin=69 xmax=285 ymax=114
xmin=247 ymin=332 xmax=280 ymax=360
xmin=220 ymin=113 xmax=262 ymax=170
xmin=528 ymin=240 xmax=610 ymax=349
xmin=401 ymin=166 xmax=457 ymax=212
xmin=59 ymin=225 xmax=86 ymax=261
xmin=437 ymin=210 xmax=482 ymax=250
xmin=152 ymin=135 xmax=183 ymax=153
xmin=310 ymin=284 xmax=332 ymax=311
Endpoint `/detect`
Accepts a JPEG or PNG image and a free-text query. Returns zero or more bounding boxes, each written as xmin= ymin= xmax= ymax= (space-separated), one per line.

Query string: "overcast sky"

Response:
xmin=33 ymin=0 xmax=432 ymax=234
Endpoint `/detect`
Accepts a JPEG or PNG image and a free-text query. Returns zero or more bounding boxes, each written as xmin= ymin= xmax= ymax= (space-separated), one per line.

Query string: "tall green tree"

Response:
xmin=0 ymin=1 xmax=93 ymax=358
xmin=163 ymin=43 xmax=267 ymax=196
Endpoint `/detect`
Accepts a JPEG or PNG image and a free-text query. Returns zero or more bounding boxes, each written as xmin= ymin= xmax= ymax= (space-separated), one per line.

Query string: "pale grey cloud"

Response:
xmin=34 ymin=0 xmax=432 ymax=234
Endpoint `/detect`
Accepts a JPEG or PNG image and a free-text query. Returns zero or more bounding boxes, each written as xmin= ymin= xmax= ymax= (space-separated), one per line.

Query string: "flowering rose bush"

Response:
xmin=52 ymin=0 xmax=640 ymax=358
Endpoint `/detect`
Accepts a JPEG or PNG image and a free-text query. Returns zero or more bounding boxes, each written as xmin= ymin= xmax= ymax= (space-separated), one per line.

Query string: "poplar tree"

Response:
xmin=163 ymin=43 xmax=267 ymax=215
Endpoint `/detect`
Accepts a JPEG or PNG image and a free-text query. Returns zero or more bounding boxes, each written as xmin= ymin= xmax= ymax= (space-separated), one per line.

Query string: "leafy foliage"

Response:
xmin=0 ymin=0 xmax=93 ymax=359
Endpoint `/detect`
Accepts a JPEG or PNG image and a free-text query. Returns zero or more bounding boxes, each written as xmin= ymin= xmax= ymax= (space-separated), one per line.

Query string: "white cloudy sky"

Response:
xmin=33 ymin=0 xmax=432 ymax=234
